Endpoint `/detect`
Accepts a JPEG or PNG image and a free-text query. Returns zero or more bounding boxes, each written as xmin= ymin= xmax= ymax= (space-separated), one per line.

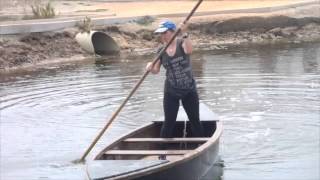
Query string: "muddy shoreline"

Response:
xmin=1 ymin=15 xmax=320 ymax=74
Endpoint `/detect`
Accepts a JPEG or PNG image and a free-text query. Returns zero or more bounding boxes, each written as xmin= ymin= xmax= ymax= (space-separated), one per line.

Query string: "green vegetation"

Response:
xmin=135 ymin=16 xmax=155 ymax=26
xmin=31 ymin=1 xmax=56 ymax=19
xmin=76 ymin=9 xmax=108 ymax=13
xmin=77 ymin=2 xmax=91 ymax=6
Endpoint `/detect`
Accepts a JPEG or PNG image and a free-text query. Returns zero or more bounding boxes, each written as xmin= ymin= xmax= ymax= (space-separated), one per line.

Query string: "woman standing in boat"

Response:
xmin=146 ymin=20 xmax=205 ymax=142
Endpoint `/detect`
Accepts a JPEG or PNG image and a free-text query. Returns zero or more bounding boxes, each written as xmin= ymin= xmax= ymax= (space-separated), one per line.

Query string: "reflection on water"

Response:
xmin=0 ymin=43 xmax=319 ymax=180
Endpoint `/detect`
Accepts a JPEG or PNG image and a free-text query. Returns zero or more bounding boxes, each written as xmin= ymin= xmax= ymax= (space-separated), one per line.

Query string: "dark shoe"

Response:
xmin=158 ymin=155 xmax=166 ymax=160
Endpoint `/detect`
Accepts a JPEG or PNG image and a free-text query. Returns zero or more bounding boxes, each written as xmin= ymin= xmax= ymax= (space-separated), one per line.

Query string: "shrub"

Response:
xmin=31 ymin=1 xmax=56 ymax=19
xmin=76 ymin=16 xmax=93 ymax=33
xmin=135 ymin=16 xmax=155 ymax=26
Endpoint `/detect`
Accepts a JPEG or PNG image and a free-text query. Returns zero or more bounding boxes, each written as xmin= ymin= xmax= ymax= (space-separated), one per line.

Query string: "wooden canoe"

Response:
xmin=87 ymin=103 xmax=223 ymax=180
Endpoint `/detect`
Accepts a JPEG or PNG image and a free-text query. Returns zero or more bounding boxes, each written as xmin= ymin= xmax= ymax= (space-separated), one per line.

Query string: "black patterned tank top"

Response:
xmin=160 ymin=39 xmax=196 ymax=97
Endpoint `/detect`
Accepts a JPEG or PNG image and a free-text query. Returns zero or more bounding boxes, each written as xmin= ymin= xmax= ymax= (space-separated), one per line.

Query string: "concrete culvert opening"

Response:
xmin=75 ymin=31 xmax=120 ymax=55
xmin=92 ymin=31 xmax=120 ymax=55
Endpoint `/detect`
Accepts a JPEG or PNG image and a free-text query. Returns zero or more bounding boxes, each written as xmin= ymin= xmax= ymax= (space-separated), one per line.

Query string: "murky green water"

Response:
xmin=1 ymin=42 xmax=319 ymax=180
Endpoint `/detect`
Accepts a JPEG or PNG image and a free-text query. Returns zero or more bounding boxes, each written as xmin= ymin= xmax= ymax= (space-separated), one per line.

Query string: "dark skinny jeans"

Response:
xmin=160 ymin=90 xmax=205 ymax=138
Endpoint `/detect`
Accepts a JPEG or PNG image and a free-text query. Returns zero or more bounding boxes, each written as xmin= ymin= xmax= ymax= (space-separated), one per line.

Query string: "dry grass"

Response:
xmin=31 ymin=1 xmax=56 ymax=19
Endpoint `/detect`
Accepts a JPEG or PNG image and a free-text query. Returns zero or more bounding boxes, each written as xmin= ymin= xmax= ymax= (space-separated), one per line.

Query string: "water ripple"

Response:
xmin=1 ymin=43 xmax=320 ymax=180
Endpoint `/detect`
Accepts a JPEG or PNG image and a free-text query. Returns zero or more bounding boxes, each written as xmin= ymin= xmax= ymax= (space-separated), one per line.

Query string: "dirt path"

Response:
xmin=0 ymin=0 xmax=317 ymax=21
xmin=87 ymin=0 xmax=309 ymax=17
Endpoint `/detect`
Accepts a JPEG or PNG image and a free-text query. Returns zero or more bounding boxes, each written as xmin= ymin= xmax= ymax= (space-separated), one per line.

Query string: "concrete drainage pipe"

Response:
xmin=75 ymin=31 xmax=120 ymax=55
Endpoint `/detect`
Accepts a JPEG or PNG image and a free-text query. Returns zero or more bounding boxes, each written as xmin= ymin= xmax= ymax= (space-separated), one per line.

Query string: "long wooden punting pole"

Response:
xmin=75 ymin=0 xmax=204 ymax=163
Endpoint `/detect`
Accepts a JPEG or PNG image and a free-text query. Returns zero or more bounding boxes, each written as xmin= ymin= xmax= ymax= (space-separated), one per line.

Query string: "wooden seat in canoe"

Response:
xmin=104 ymin=150 xmax=191 ymax=156
xmin=123 ymin=138 xmax=210 ymax=143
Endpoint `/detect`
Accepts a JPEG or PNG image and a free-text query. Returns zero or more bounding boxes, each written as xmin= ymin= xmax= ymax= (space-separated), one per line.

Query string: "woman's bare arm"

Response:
xmin=146 ymin=60 xmax=161 ymax=74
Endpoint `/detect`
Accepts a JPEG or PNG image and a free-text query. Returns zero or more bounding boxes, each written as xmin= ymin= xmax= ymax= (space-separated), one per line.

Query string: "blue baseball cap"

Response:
xmin=154 ymin=20 xmax=176 ymax=33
